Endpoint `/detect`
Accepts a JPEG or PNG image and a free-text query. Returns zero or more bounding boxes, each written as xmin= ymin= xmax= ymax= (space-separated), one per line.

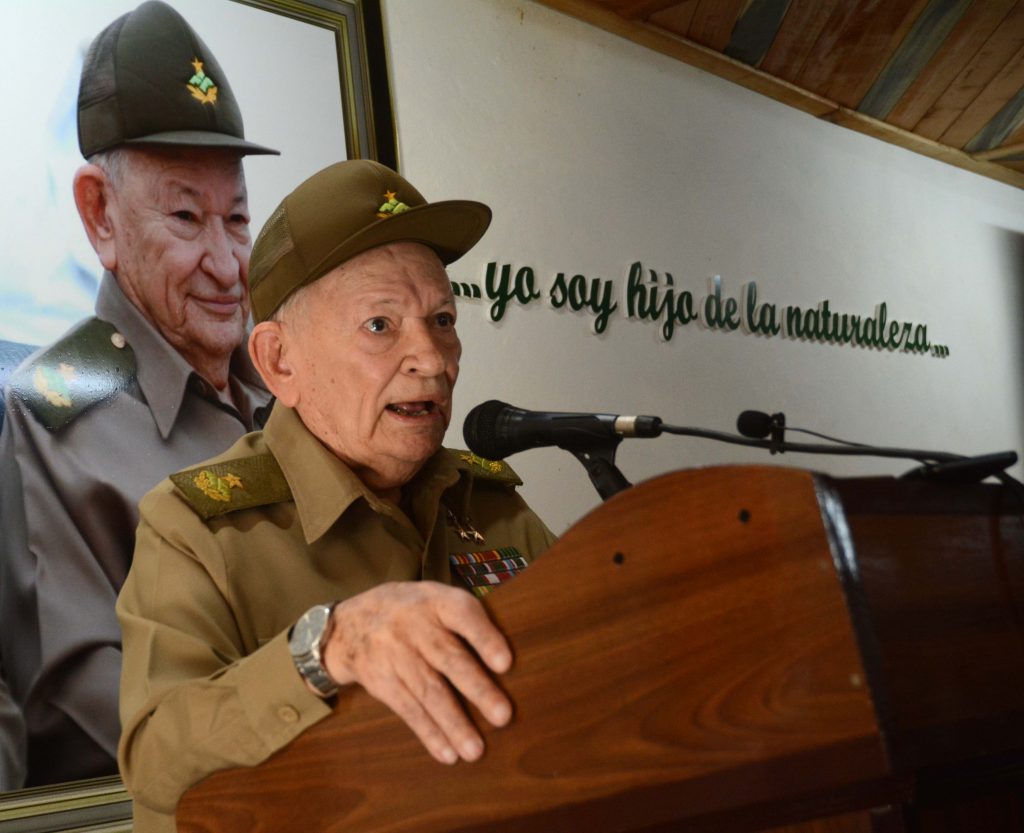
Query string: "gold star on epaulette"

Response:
xmin=193 ymin=469 xmax=243 ymax=503
xmin=459 ymin=452 xmax=504 ymax=474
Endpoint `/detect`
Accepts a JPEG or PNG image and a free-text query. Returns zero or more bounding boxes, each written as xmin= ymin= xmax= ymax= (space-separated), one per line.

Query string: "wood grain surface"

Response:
xmin=178 ymin=466 xmax=886 ymax=833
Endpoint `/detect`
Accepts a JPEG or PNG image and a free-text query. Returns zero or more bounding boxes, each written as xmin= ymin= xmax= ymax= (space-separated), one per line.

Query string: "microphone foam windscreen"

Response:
xmin=463 ymin=400 xmax=510 ymax=459
xmin=736 ymin=410 xmax=773 ymax=439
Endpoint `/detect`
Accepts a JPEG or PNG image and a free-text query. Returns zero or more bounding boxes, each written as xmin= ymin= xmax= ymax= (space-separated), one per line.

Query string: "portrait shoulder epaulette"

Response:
xmin=448 ymin=449 xmax=522 ymax=486
xmin=7 ymin=318 xmax=136 ymax=432
xmin=170 ymin=452 xmax=293 ymax=520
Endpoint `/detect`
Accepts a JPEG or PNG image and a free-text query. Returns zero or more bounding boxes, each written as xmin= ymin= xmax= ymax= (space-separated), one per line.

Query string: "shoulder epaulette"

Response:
xmin=448 ymin=449 xmax=522 ymax=486
xmin=7 ymin=318 xmax=136 ymax=432
xmin=170 ymin=452 xmax=293 ymax=520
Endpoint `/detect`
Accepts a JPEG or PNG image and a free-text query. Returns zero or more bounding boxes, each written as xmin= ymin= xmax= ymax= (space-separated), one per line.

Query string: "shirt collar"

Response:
xmin=262 ymin=404 xmax=460 ymax=545
xmin=94 ymin=272 xmax=264 ymax=439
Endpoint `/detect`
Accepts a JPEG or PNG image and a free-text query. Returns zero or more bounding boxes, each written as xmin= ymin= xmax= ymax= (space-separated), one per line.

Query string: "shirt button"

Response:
xmin=277 ymin=705 xmax=299 ymax=723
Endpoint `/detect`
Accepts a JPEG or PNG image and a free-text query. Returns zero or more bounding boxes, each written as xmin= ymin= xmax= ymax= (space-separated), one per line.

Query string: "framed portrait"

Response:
xmin=0 ymin=0 xmax=393 ymax=827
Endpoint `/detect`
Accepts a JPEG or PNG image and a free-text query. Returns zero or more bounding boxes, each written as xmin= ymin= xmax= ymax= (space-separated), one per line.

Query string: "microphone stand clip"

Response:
xmin=568 ymin=440 xmax=632 ymax=501
xmin=769 ymin=412 xmax=786 ymax=455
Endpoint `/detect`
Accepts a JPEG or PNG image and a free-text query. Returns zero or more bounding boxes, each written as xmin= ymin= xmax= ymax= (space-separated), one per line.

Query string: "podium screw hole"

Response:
xmin=738 ymin=509 xmax=751 ymax=523
xmin=613 ymin=552 xmax=624 ymax=565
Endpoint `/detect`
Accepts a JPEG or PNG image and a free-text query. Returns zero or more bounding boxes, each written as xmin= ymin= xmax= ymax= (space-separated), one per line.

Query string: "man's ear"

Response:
xmin=73 ymin=164 xmax=118 ymax=272
xmin=249 ymin=321 xmax=301 ymax=407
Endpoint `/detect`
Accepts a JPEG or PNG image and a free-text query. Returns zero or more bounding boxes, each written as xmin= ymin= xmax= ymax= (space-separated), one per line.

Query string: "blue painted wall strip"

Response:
xmin=857 ymin=0 xmax=973 ymax=120
xmin=724 ymin=0 xmax=793 ymax=67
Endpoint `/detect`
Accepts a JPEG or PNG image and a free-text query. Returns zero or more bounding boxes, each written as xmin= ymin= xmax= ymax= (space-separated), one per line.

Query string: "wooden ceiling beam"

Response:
xmin=825 ymin=105 xmax=1024 ymax=188
xmin=534 ymin=0 xmax=1024 ymax=190
xmin=535 ymin=0 xmax=836 ymax=115
xmin=974 ymin=140 xmax=1024 ymax=161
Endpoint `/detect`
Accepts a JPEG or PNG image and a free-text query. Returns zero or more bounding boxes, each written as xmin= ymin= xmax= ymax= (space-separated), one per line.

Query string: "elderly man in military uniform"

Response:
xmin=0 ymin=1 xmax=274 ymax=786
xmin=116 ymin=159 xmax=556 ymax=832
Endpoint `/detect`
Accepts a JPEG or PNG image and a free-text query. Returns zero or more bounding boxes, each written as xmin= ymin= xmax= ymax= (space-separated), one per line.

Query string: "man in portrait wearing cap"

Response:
xmin=116 ymin=159 xmax=556 ymax=831
xmin=0 ymin=0 xmax=274 ymax=785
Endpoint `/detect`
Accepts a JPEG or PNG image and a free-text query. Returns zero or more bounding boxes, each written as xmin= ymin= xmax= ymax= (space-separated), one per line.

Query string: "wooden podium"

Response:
xmin=176 ymin=466 xmax=1024 ymax=833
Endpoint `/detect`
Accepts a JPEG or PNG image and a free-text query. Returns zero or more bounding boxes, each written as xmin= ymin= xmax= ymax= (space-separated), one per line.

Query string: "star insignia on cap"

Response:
xmin=186 ymin=57 xmax=218 ymax=105
xmin=377 ymin=191 xmax=410 ymax=219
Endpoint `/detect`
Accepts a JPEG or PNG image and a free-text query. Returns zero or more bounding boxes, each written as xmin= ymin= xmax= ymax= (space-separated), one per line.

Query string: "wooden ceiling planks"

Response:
xmin=1000 ymin=110 xmax=1024 ymax=149
xmin=759 ymin=0 xmax=843 ymax=82
xmin=616 ymin=0 xmax=684 ymax=19
xmin=687 ymin=0 xmax=749 ymax=51
xmin=647 ymin=0 xmax=697 ymax=37
xmin=948 ymin=43 xmax=1024 ymax=150
xmin=537 ymin=0 xmax=1024 ymax=188
xmin=921 ymin=3 xmax=1024 ymax=145
xmin=794 ymin=0 xmax=933 ymax=109
xmin=856 ymin=0 xmax=975 ymax=121
xmin=723 ymin=0 xmax=794 ymax=67
xmin=885 ymin=0 xmax=1016 ymax=133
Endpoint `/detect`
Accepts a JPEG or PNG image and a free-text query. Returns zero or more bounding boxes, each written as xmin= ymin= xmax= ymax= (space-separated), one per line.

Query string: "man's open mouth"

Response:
xmin=386 ymin=401 xmax=437 ymax=417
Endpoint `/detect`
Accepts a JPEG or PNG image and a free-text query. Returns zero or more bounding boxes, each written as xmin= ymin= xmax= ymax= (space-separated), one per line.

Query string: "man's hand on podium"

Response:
xmin=322 ymin=581 xmax=514 ymax=765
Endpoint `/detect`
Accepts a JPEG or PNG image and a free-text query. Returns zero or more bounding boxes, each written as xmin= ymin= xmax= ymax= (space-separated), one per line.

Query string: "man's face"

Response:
xmin=106 ymin=148 xmax=251 ymax=372
xmin=282 ymin=242 xmax=461 ymax=492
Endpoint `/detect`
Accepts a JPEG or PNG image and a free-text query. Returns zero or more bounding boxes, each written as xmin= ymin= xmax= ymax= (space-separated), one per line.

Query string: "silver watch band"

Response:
xmin=289 ymin=602 xmax=339 ymax=698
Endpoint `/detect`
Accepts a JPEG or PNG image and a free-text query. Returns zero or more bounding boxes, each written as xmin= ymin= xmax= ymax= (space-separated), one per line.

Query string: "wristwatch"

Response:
xmin=288 ymin=603 xmax=339 ymax=698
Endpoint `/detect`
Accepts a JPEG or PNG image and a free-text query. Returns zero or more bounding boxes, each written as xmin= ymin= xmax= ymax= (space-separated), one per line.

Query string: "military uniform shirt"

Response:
xmin=0 ymin=272 xmax=269 ymax=785
xmin=117 ymin=403 xmax=556 ymax=833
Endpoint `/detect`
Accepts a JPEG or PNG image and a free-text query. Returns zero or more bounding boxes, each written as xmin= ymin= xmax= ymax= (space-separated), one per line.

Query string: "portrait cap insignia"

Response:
xmin=193 ymin=469 xmax=243 ymax=502
xmin=33 ymin=363 xmax=76 ymax=409
xmin=186 ymin=57 xmax=218 ymax=105
xmin=377 ymin=190 xmax=410 ymax=219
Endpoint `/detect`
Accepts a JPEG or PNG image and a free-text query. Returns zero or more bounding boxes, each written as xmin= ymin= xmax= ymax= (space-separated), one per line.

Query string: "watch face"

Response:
xmin=291 ymin=604 xmax=331 ymax=654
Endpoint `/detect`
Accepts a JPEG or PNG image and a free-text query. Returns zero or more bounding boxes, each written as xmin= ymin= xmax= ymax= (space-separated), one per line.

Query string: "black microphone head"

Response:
xmin=463 ymin=400 xmax=513 ymax=460
xmin=737 ymin=410 xmax=773 ymax=439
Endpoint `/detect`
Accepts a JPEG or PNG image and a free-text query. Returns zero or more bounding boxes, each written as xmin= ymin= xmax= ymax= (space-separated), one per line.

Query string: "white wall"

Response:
xmin=382 ymin=0 xmax=1024 ymax=533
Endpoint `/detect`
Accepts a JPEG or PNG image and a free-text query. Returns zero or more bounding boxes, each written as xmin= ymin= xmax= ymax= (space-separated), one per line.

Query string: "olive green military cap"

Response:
xmin=249 ymin=160 xmax=491 ymax=322
xmin=78 ymin=0 xmax=277 ymax=157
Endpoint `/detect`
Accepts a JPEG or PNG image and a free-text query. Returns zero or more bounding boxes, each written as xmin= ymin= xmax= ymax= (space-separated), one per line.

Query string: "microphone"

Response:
xmin=736 ymin=410 xmax=774 ymax=439
xmin=737 ymin=409 xmax=786 ymax=453
xmin=463 ymin=400 xmax=662 ymax=460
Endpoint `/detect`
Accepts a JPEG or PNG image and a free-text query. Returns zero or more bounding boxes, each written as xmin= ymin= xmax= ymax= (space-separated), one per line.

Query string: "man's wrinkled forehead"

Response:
xmin=121 ymin=147 xmax=248 ymax=202
xmin=153 ymin=179 xmax=248 ymax=208
xmin=305 ymin=242 xmax=453 ymax=310
xmin=333 ymin=241 xmax=449 ymax=282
